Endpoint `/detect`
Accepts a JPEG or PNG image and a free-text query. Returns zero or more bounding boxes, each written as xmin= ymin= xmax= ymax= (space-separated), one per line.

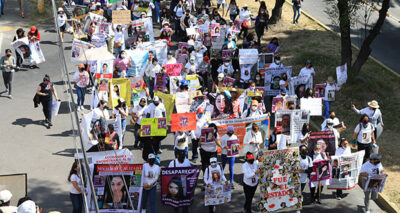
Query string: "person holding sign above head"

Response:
xmin=220 ymin=126 xmax=237 ymax=187
xmin=359 ymin=153 xmax=385 ymax=213
xmin=242 ymin=152 xmax=259 ymax=213
xmin=141 ymin=154 xmax=160 ymax=213
xmin=204 ymin=157 xmax=228 ymax=213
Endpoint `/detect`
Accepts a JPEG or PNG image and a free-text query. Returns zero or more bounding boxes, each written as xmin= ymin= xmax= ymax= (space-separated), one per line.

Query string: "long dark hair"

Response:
xmin=301 ymin=123 xmax=310 ymax=135
xmin=43 ymin=74 xmax=50 ymax=82
xmin=213 ymin=92 xmax=233 ymax=117
xmin=166 ymin=176 xmax=184 ymax=200
xmin=68 ymin=161 xmax=79 ymax=182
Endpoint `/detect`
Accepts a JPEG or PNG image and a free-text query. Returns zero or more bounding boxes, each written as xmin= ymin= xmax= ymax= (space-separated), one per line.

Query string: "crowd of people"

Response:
xmin=0 ymin=0 xmax=387 ymax=213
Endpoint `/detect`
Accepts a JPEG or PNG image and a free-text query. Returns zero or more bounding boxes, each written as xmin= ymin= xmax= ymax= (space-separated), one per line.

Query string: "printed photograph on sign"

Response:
xmin=158 ymin=118 xmax=167 ymax=129
xmin=365 ymin=174 xmax=387 ymax=193
xmin=142 ymin=125 xmax=151 ymax=136
xmin=179 ymin=117 xmax=188 ymax=127
xmin=314 ymin=84 xmax=326 ymax=98
xmin=276 ymin=113 xmax=291 ymax=136
xmin=272 ymin=97 xmax=283 ymax=113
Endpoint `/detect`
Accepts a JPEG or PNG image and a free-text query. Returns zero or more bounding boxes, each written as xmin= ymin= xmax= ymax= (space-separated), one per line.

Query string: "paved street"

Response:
xmin=300 ymin=0 xmax=400 ymax=73
xmin=0 ymin=0 xmax=384 ymax=212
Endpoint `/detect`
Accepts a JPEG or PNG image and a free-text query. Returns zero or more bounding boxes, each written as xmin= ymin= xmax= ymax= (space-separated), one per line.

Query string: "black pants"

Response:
xmin=310 ymin=186 xmax=324 ymax=201
xmin=40 ymin=98 xmax=52 ymax=122
xmin=336 ymin=189 xmax=343 ymax=197
xmin=16 ymin=52 xmax=23 ymax=67
xmin=358 ymin=142 xmax=372 ymax=163
xmin=200 ymin=148 xmax=217 ymax=173
xmin=153 ymin=136 xmax=165 ymax=153
xmin=174 ymin=207 xmax=188 ymax=213
xmin=243 ymin=183 xmax=258 ymax=213
xmin=142 ymin=137 xmax=154 ymax=161
xmin=2 ymin=71 xmax=13 ymax=95
xmin=134 ymin=123 xmax=142 ymax=146
xmin=239 ymin=25 xmax=249 ymax=40
xmin=255 ymin=28 xmax=265 ymax=44
xmin=192 ymin=138 xmax=199 ymax=160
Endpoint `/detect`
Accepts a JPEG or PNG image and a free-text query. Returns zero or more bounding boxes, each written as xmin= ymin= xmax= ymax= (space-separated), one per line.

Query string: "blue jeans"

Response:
xmin=0 ymin=0 xmax=4 ymax=14
xmin=76 ymin=86 xmax=86 ymax=107
xmin=141 ymin=185 xmax=157 ymax=213
xmin=293 ymin=5 xmax=301 ymax=23
xmin=221 ymin=154 xmax=235 ymax=183
xmin=323 ymin=100 xmax=332 ymax=119
xmin=114 ymin=46 xmax=122 ymax=58
xmin=192 ymin=139 xmax=199 ymax=160
xmin=70 ymin=193 xmax=83 ymax=213
xmin=174 ymin=147 xmax=188 ymax=159
xmin=154 ymin=1 xmax=161 ymax=21
xmin=121 ymin=118 xmax=126 ymax=134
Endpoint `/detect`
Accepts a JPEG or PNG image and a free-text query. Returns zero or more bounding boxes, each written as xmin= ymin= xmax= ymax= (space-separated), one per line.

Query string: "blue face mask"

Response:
xmin=117 ymin=72 xmax=122 ymax=76
xmin=198 ymin=113 xmax=203 ymax=118
xmin=198 ymin=98 xmax=204 ymax=103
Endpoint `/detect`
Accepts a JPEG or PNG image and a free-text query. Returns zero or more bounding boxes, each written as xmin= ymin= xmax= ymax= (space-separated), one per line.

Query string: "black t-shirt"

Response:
xmin=39 ymin=82 xmax=53 ymax=101
xmin=87 ymin=143 xmax=114 ymax=152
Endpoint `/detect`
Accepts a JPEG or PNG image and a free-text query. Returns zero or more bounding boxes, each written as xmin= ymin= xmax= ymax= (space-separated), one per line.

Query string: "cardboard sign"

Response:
xmin=328 ymin=151 xmax=365 ymax=190
xmin=227 ymin=140 xmax=240 ymax=157
xmin=205 ymin=183 xmax=232 ymax=206
xmin=239 ymin=49 xmax=259 ymax=65
xmin=200 ymin=128 xmax=215 ymax=144
xmin=264 ymin=67 xmax=293 ymax=96
xmin=300 ymin=98 xmax=322 ymax=116
xmin=311 ymin=160 xmax=332 ymax=182
xmin=155 ymin=91 xmax=175 ymax=124
xmin=178 ymin=42 xmax=189 ymax=50
xmin=171 ymin=113 xmax=197 ymax=132
xmin=307 ymin=131 xmax=336 ymax=156
xmin=164 ymin=64 xmax=183 ymax=76
xmin=336 ymin=63 xmax=347 ymax=85
xmin=112 ymin=10 xmax=131 ymax=24
xmin=140 ymin=118 xmax=167 ymax=137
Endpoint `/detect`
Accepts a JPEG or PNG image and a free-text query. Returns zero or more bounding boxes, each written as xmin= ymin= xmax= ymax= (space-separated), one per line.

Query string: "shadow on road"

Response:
xmin=12 ymin=118 xmax=46 ymax=128
xmin=46 ymin=129 xmax=74 ymax=137
xmin=53 ymin=148 xmax=76 ymax=157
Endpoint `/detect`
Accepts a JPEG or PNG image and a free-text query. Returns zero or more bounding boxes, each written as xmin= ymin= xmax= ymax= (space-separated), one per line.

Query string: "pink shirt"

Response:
xmin=114 ymin=58 xmax=130 ymax=71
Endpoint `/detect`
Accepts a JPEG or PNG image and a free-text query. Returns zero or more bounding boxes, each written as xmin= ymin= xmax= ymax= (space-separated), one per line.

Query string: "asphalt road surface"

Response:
xmin=0 ymin=1 xmax=383 ymax=212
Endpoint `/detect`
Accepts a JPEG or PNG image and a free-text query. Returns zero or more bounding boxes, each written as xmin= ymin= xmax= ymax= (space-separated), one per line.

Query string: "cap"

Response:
xmin=368 ymin=100 xmax=379 ymax=109
xmin=18 ymin=200 xmax=36 ymax=213
xmin=203 ymin=56 xmax=210 ymax=63
xmin=306 ymin=60 xmax=312 ymax=65
xmin=30 ymin=26 xmax=37 ymax=33
xmin=227 ymin=126 xmax=234 ymax=132
xmin=58 ymin=7 xmax=64 ymax=12
xmin=370 ymin=153 xmax=382 ymax=160
xmin=275 ymin=126 xmax=282 ymax=133
xmin=218 ymin=73 xmax=224 ymax=78
xmin=0 ymin=190 xmax=12 ymax=203
xmin=251 ymin=100 xmax=259 ymax=106
xmin=197 ymin=107 xmax=204 ymax=113
xmin=210 ymin=157 xmax=217 ymax=163
xmin=78 ymin=63 xmax=85 ymax=68
xmin=148 ymin=153 xmax=156 ymax=159
xmin=246 ymin=153 xmax=254 ymax=160
xmin=153 ymin=96 xmax=160 ymax=102
xmin=243 ymin=4 xmax=248 ymax=7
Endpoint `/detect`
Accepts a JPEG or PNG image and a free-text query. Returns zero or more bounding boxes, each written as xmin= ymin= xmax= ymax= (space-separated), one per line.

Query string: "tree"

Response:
xmin=269 ymin=0 xmax=286 ymax=24
xmin=324 ymin=0 xmax=390 ymax=76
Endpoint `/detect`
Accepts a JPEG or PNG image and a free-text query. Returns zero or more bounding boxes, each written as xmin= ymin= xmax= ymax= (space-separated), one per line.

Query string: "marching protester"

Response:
xmin=238 ymin=4 xmax=252 ymax=39
xmin=220 ymin=126 xmax=237 ymax=186
xmin=242 ymin=152 xmax=259 ymax=213
xmin=141 ymin=154 xmax=160 ymax=213
xmin=322 ymin=76 xmax=342 ymax=119
xmin=74 ymin=63 xmax=89 ymax=110
xmin=254 ymin=8 xmax=269 ymax=44
xmin=131 ymin=97 xmax=148 ymax=149
xmin=190 ymin=107 xmax=208 ymax=162
xmin=243 ymin=123 xmax=263 ymax=155
xmin=1 ymin=49 xmax=16 ymax=99
xmin=199 ymin=123 xmax=221 ymax=175
xmin=27 ymin=26 xmax=40 ymax=69
xmin=352 ymin=100 xmax=384 ymax=138
xmin=204 ymin=157 xmax=228 ymax=213
xmin=298 ymin=123 xmax=311 ymax=146
xmin=353 ymin=114 xmax=376 ymax=162
xmin=169 ymin=150 xmax=191 ymax=213
xmin=298 ymin=145 xmax=313 ymax=205
xmin=36 ymin=75 xmax=60 ymax=128
xmin=334 ymin=138 xmax=351 ymax=200
xmin=68 ymin=162 xmax=84 ymax=213
xmin=13 ymin=28 xmax=25 ymax=69
xmin=269 ymin=56 xmax=283 ymax=68
xmin=310 ymin=144 xmax=329 ymax=204
xmin=0 ymin=190 xmax=18 ymax=212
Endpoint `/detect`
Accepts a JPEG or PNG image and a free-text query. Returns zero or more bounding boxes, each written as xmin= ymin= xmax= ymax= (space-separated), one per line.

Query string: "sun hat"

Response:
xmin=368 ymin=100 xmax=379 ymax=109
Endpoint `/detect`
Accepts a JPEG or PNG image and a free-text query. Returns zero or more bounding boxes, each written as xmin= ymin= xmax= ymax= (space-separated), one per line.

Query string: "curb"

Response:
xmin=377 ymin=193 xmax=400 ymax=213
xmin=284 ymin=0 xmax=400 ymax=78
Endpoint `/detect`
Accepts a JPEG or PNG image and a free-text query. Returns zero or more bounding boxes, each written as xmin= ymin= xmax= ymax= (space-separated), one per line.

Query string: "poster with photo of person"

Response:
xmin=328 ymin=151 xmax=365 ymax=190
xmin=96 ymin=60 xmax=113 ymax=79
xmin=264 ymin=67 xmax=292 ymax=96
xmin=89 ymin=164 xmax=143 ymax=212
xmin=161 ymin=166 xmax=201 ymax=207
xmin=310 ymin=160 xmax=331 ymax=182
xmin=364 ymin=174 xmax=387 ymax=193
xmin=307 ymin=131 xmax=336 ymax=156
xmin=227 ymin=139 xmax=240 ymax=157
xmin=204 ymin=183 xmax=232 ymax=206
xmin=314 ymin=84 xmax=326 ymax=98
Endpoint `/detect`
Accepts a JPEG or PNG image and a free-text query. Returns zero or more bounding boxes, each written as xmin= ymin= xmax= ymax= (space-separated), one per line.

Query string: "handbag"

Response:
xmin=242 ymin=20 xmax=250 ymax=29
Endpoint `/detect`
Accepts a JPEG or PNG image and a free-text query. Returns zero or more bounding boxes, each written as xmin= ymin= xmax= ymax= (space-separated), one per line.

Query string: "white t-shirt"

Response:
xmin=335 ymin=147 xmax=351 ymax=156
xmin=168 ymin=159 xmax=191 ymax=168
xmin=201 ymin=133 xmax=219 ymax=152
xmin=142 ymin=163 xmax=160 ymax=187
xmin=242 ymin=161 xmax=259 ymax=186
xmin=239 ymin=9 xmax=252 ymax=25
xmin=74 ymin=71 xmax=89 ymax=88
xmin=243 ymin=130 xmax=262 ymax=154
xmin=299 ymin=67 xmax=315 ymax=77
xmin=297 ymin=132 xmax=309 ymax=147
xmin=113 ymin=107 xmax=129 ymax=119
xmin=175 ymin=133 xmax=189 ymax=150
xmin=204 ymin=164 xmax=227 ymax=185
xmin=240 ymin=65 xmax=251 ymax=82
xmin=185 ymin=62 xmax=198 ymax=72
xmin=360 ymin=161 xmax=384 ymax=175
xmin=299 ymin=156 xmax=313 ymax=183
xmin=132 ymin=105 xmax=147 ymax=125
xmin=57 ymin=14 xmax=67 ymax=27
xmin=269 ymin=62 xmax=284 ymax=68
xmin=174 ymin=5 xmax=185 ymax=18
xmin=70 ymin=174 xmax=82 ymax=194
xmin=220 ymin=134 xmax=238 ymax=156
xmin=146 ymin=103 xmax=166 ymax=118
xmin=217 ymin=63 xmax=234 ymax=75
xmin=92 ymin=107 xmax=110 ymax=120
xmin=324 ymin=83 xmax=340 ymax=101
xmin=354 ymin=123 xmax=375 ymax=144
xmin=353 ymin=107 xmax=383 ymax=128
xmin=114 ymin=31 xmax=124 ymax=44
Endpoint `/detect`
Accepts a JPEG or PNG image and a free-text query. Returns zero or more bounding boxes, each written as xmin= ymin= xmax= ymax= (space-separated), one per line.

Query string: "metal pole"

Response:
xmin=50 ymin=0 xmax=100 ymax=212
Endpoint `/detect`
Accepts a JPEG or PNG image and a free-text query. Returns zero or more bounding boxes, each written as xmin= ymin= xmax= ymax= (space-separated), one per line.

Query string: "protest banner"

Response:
xmin=112 ymin=10 xmax=131 ymax=24
xmin=200 ymin=128 xmax=215 ymax=144
xmin=336 ymin=63 xmax=347 ymax=85
xmin=212 ymin=114 xmax=270 ymax=149
xmin=238 ymin=49 xmax=259 ymax=65
xmin=89 ymin=164 xmax=143 ymax=212
xmin=161 ymin=166 xmax=201 ymax=207
xmin=307 ymin=131 xmax=336 ymax=156
xmin=171 ymin=113 xmax=197 ymax=132
xmin=154 ymin=91 xmax=174 ymax=124
xmin=272 ymin=97 xmax=283 ymax=113
xmin=11 ymin=37 xmax=45 ymax=64
xmin=289 ymin=75 xmax=311 ymax=96
xmin=211 ymin=23 xmax=220 ymax=36
xmin=164 ymin=63 xmax=183 ymax=76
xmin=364 ymin=174 xmax=387 ymax=193
xmin=155 ymin=73 xmax=167 ymax=92
xmin=223 ymin=76 xmax=236 ymax=87
xmin=109 ymin=78 xmax=132 ymax=108
xmin=275 ymin=111 xmax=291 ymax=136
xmin=126 ymin=49 xmax=149 ymax=77
xmin=130 ymin=76 xmax=146 ymax=106
xmin=186 ymin=27 xmax=197 ymax=36
xmin=204 ymin=183 xmax=232 ymax=206
xmin=275 ymin=110 xmax=309 ymax=144
xmin=96 ymin=60 xmax=113 ymax=79
xmin=300 ymin=98 xmax=322 ymax=116
xmin=70 ymin=39 xmax=90 ymax=62
xmin=328 ymin=151 xmax=365 ymax=190
xmin=310 ymin=160 xmax=331 ymax=182
xmin=140 ymin=118 xmax=167 ymax=137
xmin=264 ymin=67 xmax=293 ymax=96
xmin=185 ymin=75 xmax=200 ymax=90
xmin=175 ymin=91 xmax=190 ymax=113
xmin=227 ymin=140 xmax=240 ymax=157
xmin=257 ymin=53 xmax=274 ymax=69
xmin=198 ymin=24 xmax=210 ymax=33
xmin=211 ymin=27 xmax=226 ymax=50
xmin=258 ymin=148 xmax=302 ymax=212
xmin=75 ymin=149 xmax=135 ymax=169
xmin=100 ymin=23 xmax=110 ymax=35
xmin=91 ymin=33 xmax=106 ymax=48
xmin=178 ymin=42 xmax=189 ymax=50
xmin=137 ymin=40 xmax=167 ymax=61
xmin=314 ymin=84 xmax=326 ymax=98
xmin=29 ymin=41 xmax=46 ymax=64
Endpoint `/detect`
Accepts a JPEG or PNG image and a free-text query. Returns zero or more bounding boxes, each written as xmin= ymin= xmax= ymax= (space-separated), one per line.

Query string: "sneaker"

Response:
xmin=158 ymin=149 xmax=162 ymax=154
xmin=8 ymin=95 xmax=12 ymax=99
xmin=80 ymin=106 xmax=85 ymax=110
xmin=336 ymin=196 xmax=341 ymax=200
xmin=45 ymin=119 xmax=49 ymax=124
xmin=49 ymin=121 xmax=53 ymax=126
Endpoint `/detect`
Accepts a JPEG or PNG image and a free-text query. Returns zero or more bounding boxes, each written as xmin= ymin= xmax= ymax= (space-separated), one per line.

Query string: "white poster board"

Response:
xmin=300 ymin=98 xmax=322 ymax=116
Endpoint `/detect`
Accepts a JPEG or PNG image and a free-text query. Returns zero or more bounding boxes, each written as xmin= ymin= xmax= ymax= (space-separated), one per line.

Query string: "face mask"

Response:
xmin=301 ymin=150 xmax=308 ymax=156
xmin=117 ymin=72 xmax=122 ymax=76
xmin=252 ymin=127 xmax=257 ymax=131
xmin=363 ymin=119 xmax=368 ymax=125
xmin=154 ymin=102 xmax=159 ymax=106
xmin=256 ymin=77 xmax=260 ymax=80
xmin=140 ymin=103 xmax=145 ymax=107
xmin=224 ymin=62 xmax=229 ymax=66
xmin=149 ymin=159 xmax=155 ymax=165
xmin=248 ymin=159 xmax=254 ymax=164
xmin=314 ymin=151 xmax=320 ymax=155
xmin=121 ymin=55 xmax=126 ymax=59
xmin=211 ymin=162 xmax=217 ymax=167
xmin=228 ymin=38 xmax=232 ymax=41
xmin=251 ymin=106 xmax=257 ymax=111
xmin=198 ymin=113 xmax=203 ymax=118
xmin=178 ymin=155 xmax=185 ymax=163
xmin=250 ymin=87 xmax=255 ymax=91
xmin=202 ymin=11 xmax=206 ymax=14
xmin=373 ymin=160 xmax=380 ymax=165
xmin=276 ymin=60 xmax=280 ymax=64
xmin=218 ymin=77 xmax=223 ymax=81
xmin=190 ymin=60 xmax=195 ymax=63
xmin=198 ymin=98 xmax=204 ymax=103
xmin=330 ymin=115 xmax=335 ymax=119
xmin=227 ymin=132 xmax=233 ymax=136
xmin=6 ymin=54 xmax=11 ymax=57
xmin=167 ymin=55 xmax=172 ymax=58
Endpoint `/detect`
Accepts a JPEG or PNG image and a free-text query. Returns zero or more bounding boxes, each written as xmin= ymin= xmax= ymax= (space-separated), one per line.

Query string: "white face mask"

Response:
xmin=250 ymin=86 xmax=255 ymax=91
xmin=276 ymin=60 xmax=280 ymax=64
xmin=251 ymin=106 xmax=257 ymax=111
xmin=224 ymin=62 xmax=229 ymax=66
xmin=256 ymin=77 xmax=260 ymax=80
xmin=218 ymin=77 xmax=223 ymax=81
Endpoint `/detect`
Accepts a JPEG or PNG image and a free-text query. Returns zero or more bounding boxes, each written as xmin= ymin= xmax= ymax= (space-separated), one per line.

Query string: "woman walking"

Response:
xmin=27 ymin=26 xmax=41 ymax=69
xmin=0 ymin=49 xmax=16 ymax=99
xmin=68 ymin=161 xmax=84 ymax=213
xmin=36 ymin=75 xmax=60 ymax=128
xmin=74 ymin=64 xmax=89 ymax=110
